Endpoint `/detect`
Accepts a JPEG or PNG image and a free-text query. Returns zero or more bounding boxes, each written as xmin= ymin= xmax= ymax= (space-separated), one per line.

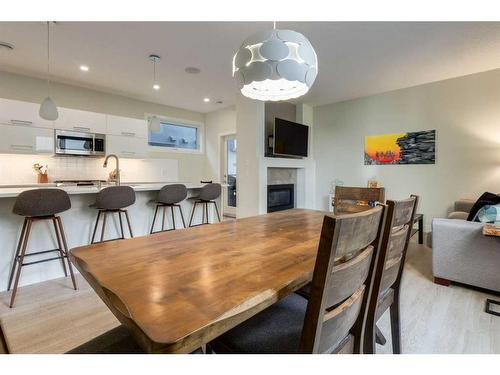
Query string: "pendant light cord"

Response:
xmin=273 ymin=21 xmax=276 ymax=30
xmin=46 ymin=21 xmax=51 ymax=96
xmin=153 ymin=58 xmax=156 ymax=83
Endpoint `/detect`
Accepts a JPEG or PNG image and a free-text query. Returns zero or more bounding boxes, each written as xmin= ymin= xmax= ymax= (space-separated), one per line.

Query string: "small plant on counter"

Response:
xmin=33 ymin=163 xmax=49 ymax=183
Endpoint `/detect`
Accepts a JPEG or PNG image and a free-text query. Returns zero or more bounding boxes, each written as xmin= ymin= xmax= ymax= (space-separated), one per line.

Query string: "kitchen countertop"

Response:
xmin=0 ymin=182 xmax=206 ymax=198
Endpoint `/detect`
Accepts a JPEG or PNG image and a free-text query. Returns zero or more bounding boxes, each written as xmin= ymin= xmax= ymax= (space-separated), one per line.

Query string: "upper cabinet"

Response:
xmin=0 ymin=98 xmax=54 ymax=129
xmin=0 ymin=124 xmax=54 ymax=154
xmin=107 ymin=115 xmax=148 ymax=139
xmin=54 ymin=107 xmax=106 ymax=134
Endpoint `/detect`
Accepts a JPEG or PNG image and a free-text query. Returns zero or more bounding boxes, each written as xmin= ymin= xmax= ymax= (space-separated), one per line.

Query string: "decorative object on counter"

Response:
xmin=364 ymin=130 xmax=436 ymax=165
xmin=103 ymin=154 xmax=120 ymax=185
xmin=39 ymin=21 xmax=59 ymax=121
xmin=150 ymin=184 xmax=188 ymax=234
xmin=8 ymin=188 xmax=77 ymax=308
xmin=189 ymin=183 xmax=222 ymax=227
xmin=233 ymin=22 xmax=318 ymax=101
xmin=367 ymin=179 xmax=382 ymax=188
xmin=90 ymin=186 xmax=136 ymax=244
xmin=33 ymin=163 xmax=49 ymax=183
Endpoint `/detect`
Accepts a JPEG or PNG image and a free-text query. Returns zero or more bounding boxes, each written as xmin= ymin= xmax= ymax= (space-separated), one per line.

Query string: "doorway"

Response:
xmin=221 ymin=134 xmax=237 ymax=217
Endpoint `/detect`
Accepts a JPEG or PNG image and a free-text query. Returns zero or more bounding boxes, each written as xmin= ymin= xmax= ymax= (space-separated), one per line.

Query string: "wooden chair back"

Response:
xmin=334 ymin=186 xmax=385 ymax=214
xmin=0 ymin=321 xmax=10 ymax=354
xmin=299 ymin=205 xmax=386 ymax=353
xmin=363 ymin=195 xmax=418 ymax=352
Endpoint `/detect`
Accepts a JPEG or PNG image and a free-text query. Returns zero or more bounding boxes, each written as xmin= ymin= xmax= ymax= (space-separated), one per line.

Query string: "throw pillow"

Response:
xmin=474 ymin=203 xmax=500 ymax=224
xmin=466 ymin=192 xmax=500 ymax=221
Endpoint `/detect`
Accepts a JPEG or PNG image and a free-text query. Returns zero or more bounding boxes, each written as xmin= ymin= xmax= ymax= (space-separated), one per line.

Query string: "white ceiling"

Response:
xmin=1 ymin=22 xmax=500 ymax=113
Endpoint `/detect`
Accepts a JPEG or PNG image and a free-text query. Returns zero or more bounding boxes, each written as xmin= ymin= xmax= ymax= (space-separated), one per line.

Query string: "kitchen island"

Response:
xmin=0 ymin=182 xmax=221 ymax=291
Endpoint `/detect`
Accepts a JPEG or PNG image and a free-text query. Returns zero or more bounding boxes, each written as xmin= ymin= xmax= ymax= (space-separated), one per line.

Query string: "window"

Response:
xmin=148 ymin=121 xmax=200 ymax=151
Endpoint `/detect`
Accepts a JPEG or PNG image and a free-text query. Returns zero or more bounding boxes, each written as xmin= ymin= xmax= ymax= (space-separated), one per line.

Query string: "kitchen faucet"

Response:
xmin=103 ymin=154 xmax=120 ymax=186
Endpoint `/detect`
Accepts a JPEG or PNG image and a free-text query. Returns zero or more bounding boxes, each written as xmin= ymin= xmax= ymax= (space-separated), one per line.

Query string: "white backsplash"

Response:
xmin=0 ymin=154 xmax=179 ymax=185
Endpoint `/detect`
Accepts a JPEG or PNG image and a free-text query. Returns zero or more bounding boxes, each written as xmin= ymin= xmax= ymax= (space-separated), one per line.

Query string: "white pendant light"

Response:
xmin=39 ymin=22 xmax=59 ymax=121
xmin=233 ymin=23 xmax=318 ymax=101
xmin=149 ymin=115 xmax=161 ymax=133
xmin=149 ymin=54 xmax=161 ymax=90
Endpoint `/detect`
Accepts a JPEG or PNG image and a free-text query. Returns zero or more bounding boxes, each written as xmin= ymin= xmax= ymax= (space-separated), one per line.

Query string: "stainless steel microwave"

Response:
xmin=54 ymin=129 xmax=105 ymax=156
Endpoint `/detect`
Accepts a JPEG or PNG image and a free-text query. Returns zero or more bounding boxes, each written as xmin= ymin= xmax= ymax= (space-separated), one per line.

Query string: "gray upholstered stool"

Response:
xmin=8 ymin=188 xmax=77 ymax=308
xmin=150 ymin=184 xmax=187 ymax=234
xmin=90 ymin=186 xmax=136 ymax=244
xmin=188 ymin=183 xmax=222 ymax=227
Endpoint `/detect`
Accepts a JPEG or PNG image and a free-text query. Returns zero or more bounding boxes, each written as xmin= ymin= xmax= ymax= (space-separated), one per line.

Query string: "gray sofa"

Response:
xmin=432 ymin=199 xmax=500 ymax=292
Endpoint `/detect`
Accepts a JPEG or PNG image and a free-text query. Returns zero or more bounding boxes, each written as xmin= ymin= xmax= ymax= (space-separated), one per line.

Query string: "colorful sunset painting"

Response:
xmin=364 ymin=130 xmax=436 ymax=165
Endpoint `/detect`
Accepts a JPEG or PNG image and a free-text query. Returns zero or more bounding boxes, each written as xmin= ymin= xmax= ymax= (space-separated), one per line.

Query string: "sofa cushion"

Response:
xmin=467 ymin=192 xmax=500 ymax=221
xmin=448 ymin=211 xmax=469 ymax=220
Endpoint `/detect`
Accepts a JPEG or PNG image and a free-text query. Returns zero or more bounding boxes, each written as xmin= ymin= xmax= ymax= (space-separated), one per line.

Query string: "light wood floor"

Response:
xmin=0 ymin=242 xmax=498 ymax=354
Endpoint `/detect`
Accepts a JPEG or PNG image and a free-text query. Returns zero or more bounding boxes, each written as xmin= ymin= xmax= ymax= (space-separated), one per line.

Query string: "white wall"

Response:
xmin=314 ymin=68 xmax=500 ymax=230
xmin=0 ymin=71 xmax=206 ymax=182
xmin=236 ymin=97 xmax=265 ymax=218
xmin=204 ymin=107 xmax=237 ymax=182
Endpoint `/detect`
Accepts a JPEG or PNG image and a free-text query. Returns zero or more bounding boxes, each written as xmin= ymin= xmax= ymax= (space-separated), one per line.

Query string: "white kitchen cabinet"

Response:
xmin=0 ymin=98 xmax=54 ymax=129
xmin=0 ymin=124 xmax=54 ymax=154
xmin=54 ymin=107 xmax=106 ymax=134
xmin=106 ymin=134 xmax=148 ymax=158
xmin=107 ymin=115 xmax=148 ymax=139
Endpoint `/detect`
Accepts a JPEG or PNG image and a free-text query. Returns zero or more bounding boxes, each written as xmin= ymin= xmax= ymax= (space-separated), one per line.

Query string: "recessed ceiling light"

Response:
xmin=153 ymin=84 xmax=160 ymax=90
xmin=79 ymin=65 xmax=89 ymax=72
xmin=185 ymin=67 xmax=201 ymax=74
xmin=0 ymin=42 xmax=14 ymax=51
xmin=203 ymin=98 xmax=210 ymax=103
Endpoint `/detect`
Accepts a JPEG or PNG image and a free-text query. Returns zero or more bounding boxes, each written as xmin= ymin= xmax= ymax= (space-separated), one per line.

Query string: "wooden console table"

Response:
xmin=481 ymin=224 xmax=500 ymax=317
xmin=411 ymin=213 xmax=424 ymax=244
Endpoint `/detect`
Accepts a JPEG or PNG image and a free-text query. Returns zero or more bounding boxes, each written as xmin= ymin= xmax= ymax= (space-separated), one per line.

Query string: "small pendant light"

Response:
xmin=39 ymin=22 xmax=59 ymax=121
xmin=149 ymin=54 xmax=161 ymax=90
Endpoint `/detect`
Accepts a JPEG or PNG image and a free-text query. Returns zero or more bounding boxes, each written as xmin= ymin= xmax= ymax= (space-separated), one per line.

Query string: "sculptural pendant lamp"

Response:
xmin=39 ymin=21 xmax=59 ymax=121
xmin=233 ymin=21 xmax=318 ymax=101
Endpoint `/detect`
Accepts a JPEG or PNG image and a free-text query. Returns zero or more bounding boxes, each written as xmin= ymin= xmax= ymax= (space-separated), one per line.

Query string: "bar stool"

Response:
xmin=90 ymin=186 xmax=135 ymax=244
xmin=8 ymin=188 xmax=77 ymax=308
xmin=150 ymin=184 xmax=187 ymax=234
xmin=188 ymin=183 xmax=222 ymax=227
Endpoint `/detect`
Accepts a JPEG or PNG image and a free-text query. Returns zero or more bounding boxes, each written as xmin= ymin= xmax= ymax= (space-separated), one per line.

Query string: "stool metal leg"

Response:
xmin=10 ymin=218 xmax=33 ymax=308
xmin=100 ymin=211 xmax=108 ymax=242
xmin=189 ymin=202 xmax=198 ymax=227
xmin=213 ymin=201 xmax=221 ymax=222
xmin=177 ymin=205 xmax=186 ymax=228
xmin=7 ymin=218 xmax=28 ymax=292
xmin=150 ymin=204 xmax=160 ymax=234
xmin=162 ymin=205 xmax=167 ymax=231
xmin=56 ymin=216 xmax=77 ymax=290
xmin=52 ymin=217 xmax=68 ymax=277
xmin=205 ymin=202 xmax=209 ymax=224
xmin=124 ymin=210 xmax=133 ymax=238
xmin=202 ymin=202 xmax=206 ymax=224
xmin=118 ymin=211 xmax=125 ymax=239
xmin=171 ymin=205 xmax=176 ymax=230
xmin=91 ymin=210 xmax=102 ymax=244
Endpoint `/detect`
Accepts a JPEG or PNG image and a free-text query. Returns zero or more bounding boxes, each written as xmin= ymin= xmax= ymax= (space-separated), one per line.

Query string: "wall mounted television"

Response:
xmin=273 ymin=118 xmax=309 ymax=157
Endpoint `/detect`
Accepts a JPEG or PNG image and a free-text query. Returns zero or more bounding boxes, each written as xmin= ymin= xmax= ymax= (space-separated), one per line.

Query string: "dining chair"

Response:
xmin=363 ymin=195 xmax=418 ymax=354
xmin=208 ymin=205 xmax=387 ymax=354
xmin=0 ymin=321 xmax=10 ymax=354
xmin=334 ymin=186 xmax=385 ymax=214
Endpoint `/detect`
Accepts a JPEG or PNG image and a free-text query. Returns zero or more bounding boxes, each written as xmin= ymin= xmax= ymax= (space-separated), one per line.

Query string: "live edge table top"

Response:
xmin=70 ymin=209 xmax=327 ymax=353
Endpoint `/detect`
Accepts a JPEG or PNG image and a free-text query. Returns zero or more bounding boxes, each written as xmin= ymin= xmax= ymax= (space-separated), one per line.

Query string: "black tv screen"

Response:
xmin=274 ymin=118 xmax=309 ymax=157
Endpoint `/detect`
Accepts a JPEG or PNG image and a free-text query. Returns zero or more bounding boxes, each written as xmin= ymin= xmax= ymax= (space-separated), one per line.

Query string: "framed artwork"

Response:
xmin=364 ymin=130 xmax=436 ymax=165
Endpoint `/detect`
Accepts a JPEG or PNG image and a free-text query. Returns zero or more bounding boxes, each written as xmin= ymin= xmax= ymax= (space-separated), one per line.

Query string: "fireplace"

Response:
xmin=267 ymin=184 xmax=294 ymax=213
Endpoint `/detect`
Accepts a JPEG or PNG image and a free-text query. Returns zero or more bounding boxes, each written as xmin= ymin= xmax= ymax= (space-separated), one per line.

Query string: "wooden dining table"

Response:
xmin=69 ymin=208 xmax=327 ymax=353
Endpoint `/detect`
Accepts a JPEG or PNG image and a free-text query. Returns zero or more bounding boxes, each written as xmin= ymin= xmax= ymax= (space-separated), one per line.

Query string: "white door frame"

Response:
xmin=220 ymin=133 xmax=237 ymax=217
